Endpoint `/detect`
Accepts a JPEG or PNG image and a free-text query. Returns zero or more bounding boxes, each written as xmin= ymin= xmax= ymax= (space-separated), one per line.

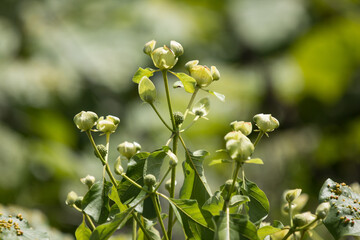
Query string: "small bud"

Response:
xmin=73 ymin=111 xmax=98 ymax=131
xmin=226 ymin=136 xmax=254 ymax=162
xmin=97 ymin=115 xmax=120 ymax=134
xmin=282 ymin=203 xmax=297 ymax=214
xmin=253 ymin=113 xmax=280 ymax=132
xmin=151 ymin=45 xmax=178 ymax=70
xmin=211 ymin=66 xmax=220 ymax=81
xmin=173 ymin=111 xmax=184 ymax=126
xmin=114 ymin=157 xmax=124 ymax=175
xmin=170 ymin=40 xmax=184 ymax=57
xmin=293 ymin=212 xmax=317 ymax=228
xmin=285 ymin=189 xmax=302 ymax=203
xmin=66 ymin=191 xmax=78 ymax=206
xmin=167 ymin=150 xmax=178 ymax=167
xmin=224 ymin=131 xmax=245 ymax=141
xmin=224 ymin=179 xmax=239 ymax=193
xmin=316 ymin=202 xmax=331 ymax=219
xmin=230 ymin=121 xmax=252 ymax=136
xmin=117 ymin=141 xmax=141 ymax=160
xmin=75 ymin=196 xmax=83 ymax=209
xmin=80 ymin=175 xmax=96 ymax=188
xmin=165 ymin=179 xmax=176 ymax=193
xmin=189 ymin=64 xmax=213 ymax=87
xmin=185 ymin=60 xmax=199 ymax=72
xmin=94 ymin=144 xmax=107 ymax=159
xmin=143 ymin=40 xmax=156 ymax=55
xmin=144 ymin=174 xmax=156 ymax=187
xmin=138 ymin=76 xmax=157 ymax=104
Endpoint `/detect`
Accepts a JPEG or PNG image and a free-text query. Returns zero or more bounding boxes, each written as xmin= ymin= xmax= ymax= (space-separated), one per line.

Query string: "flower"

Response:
xmin=253 ymin=113 xmax=279 ymax=132
xmin=185 ymin=60 xmax=220 ymax=87
xmin=226 ymin=136 xmax=254 ymax=161
xmin=151 ymin=45 xmax=178 ymax=70
xmin=73 ymin=111 xmax=98 ymax=131
xmin=96 ymin=115 xmax=120 ymax=134
xmin=117 ymin=141 xmax=141 ymax=160
xmin=230 ymin=121 xmax=252 ymax=136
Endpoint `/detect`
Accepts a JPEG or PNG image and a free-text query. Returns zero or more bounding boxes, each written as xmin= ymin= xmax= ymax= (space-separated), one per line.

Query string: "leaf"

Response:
xmin=171 ymin=72 xmax=196 ymax=93
xmin=244 ymin=158 xmax=264 ymax=165
xmin=82 ymin=181 xmax=112 ymax=224
xmin=214 ymin=212 xmax=259 ymax=240
xmin=209 ymin=159 xmax=233 ymax=166
xmin=133 ymin=67 xmax=155 ymax=83
xmin=180 ymin=149 xmax=212 ymax=207
xmin=75 ymin=219 xmax=92 ymax=240
xmin=257 ymin=226 xmax=282 ymax=240
xmin=109 ymin=185 xmax=127 ymax=212
xmin=205 ymin=90 xmax=225 ymax=102
xmin=229 ymin=195 xmax=250 ymax=207
xmin=90 ymin=207 xmax=133 ymax=240
xmin=202 ymin=191 xmax=224 ymax=216
xmin=319 ymin=178 xmax=360 ymax=239
xmin=118 ymin=152 xmax=149 ymax=204
xmin=143 ymin=147 xmax=169 ymax=180
xmin=137 ymin=216 xmax=161 ymax=240
xmin=240 ymin=178 xmax=270 ymax=224
xmin=138 ymin=77 xmax=156 ymax=103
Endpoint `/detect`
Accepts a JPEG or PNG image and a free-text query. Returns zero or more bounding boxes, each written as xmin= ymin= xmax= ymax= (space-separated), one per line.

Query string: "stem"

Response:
xmin=289 ymin=201 xmax=293 ymax=227
xmin=182 ymin=87 xmax=199 ymax=124
xmin=104 ymin=133 xmax=110 ymax=181
xmin=74 ymin=205 xmax=96 ymax=231
xmin=166 ymin=133 xmax=175 ymax=146
xmin=131 ymin=212 xmax=152 ymax=240
xmin=151 ymin=194 xmax=169 ymax=240
xmin=162 ymin=70 xmax=176 ymax=129
xmin=154 ymin=167 xmax=172 ymax=192
xmin=222 ymin=161 xmax=242 ymax=211
xmin=254 ymin=131 xmax=265 ymax=147
xmin=180 ymin=116 xmax=199 ymax=132
xmin=121 ymin=173 xmax=150 ymax=193
xmin=167 ymin=132 xmax=178 ymax=238
xmin=150 ymin=103 xmax=173 ymax=132
xmin=86 ymin=131 xmax=118 ymax=188
xmin=132 ymin=213 xmax=137 ymax=240
xmin=281 ymin=218 xmax=319 ymax=240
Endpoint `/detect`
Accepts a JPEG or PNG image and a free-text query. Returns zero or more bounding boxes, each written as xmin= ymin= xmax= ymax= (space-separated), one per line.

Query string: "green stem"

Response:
xmin=104 ymin=133 xmax=110 ymax=181
xmin=180 ymin=116 xmax=199 ymax=132
xmin=162 ymin=70 xmax=176 ymax=129
xmin=166 ymin=133 xmax=175 ymax=146
xmin=151 ymin=194 xmax=169 ymax=240
xmin=289 ymin=201 xmax=293 ymax=227
xmin=254 ymin=131 xmax=265 ymax=147
xmin=150 ymin=103 xmax=173 ymax=132
xmin=222 ymin=161 xmax=242 ymax=211
xmin=74 ymin=205 xmax=96 ymax=231
xmin=181 ymin=87 xmax=199 ymax=125
xmin=86 ymin=131 xmax=118 ymax=188
xmin=121 ymin=173 xmax=151 ymax=193
xmin=154 ymin=167 xmax=172 ymax=192
xmin=167 ymin=132 xmax=178 ymax=238
xmin=132 ymin=213 xmax=137 ymax=240
xmin=281 ymin=218 xmax=319 ymax=240
xmin=131 ymin=212 xmax=152 ymax=240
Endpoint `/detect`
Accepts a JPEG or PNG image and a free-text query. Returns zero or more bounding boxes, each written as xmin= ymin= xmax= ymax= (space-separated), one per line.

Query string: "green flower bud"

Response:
xmin=114 ymin=157 xmax=124 ymax=175
xmin=285 ymin=189 xmax=302 ymax=203
xmin=97 ymin=115 xmax=120 ymax=134
xmin=94 ymin=144 xmax=107 ymax=159
xmin=189 ymin=64 xmax=213 ymax=87
xmin=138 ymin=76 xmax=157 ymax=104
xmin=165 ymin=179 xmax=176 ymax=193
xmin=167 ymin=150 xmax=178 ymax=167
xmin=75 ymin=196 xmax=83 ymax=209
xmin=282 ymin=203 xmax=297 ymax=214
xmin=226 ymin=136 xmax=254 ymax=161
xmin=65 ymin=191 xmax=78 ymax=206
xmin=224 ymin=131 xmax=245 ymax=141
xmin=253 ymin=113 xmax=280 ymax=132
xmin=230 ymin=121 xmax=252 ymax=136
xmin=293 ymin=212 xmax=317 ymax=228
xmin=144 ymin=174 xmax=156 ymax=187
xmin=316 ymin=202 xmax=330 ymax=219
xmin=143 ymin=40 xmax=156 ymax=56
xmin=173 ymin=111 xmax=184 ymax=126
xmin=73 ymin=111 xmax=98 ymax=131
xmin=80 ymin=175 xmax=96 ymax=188
xmin=151 ymin=45 xmax=178 ymax=70
xmin=211 ymin=66 xmax=220 ymax=81
xmin=170 ymin=40 xmax=184 ymax=57
xmin=224 ymin=179 xmax=239 ymax=193
xmin=185 ymin=60 xmax=199 ymax=72
xmin=117 ymin=141 xmax=141 ymax=160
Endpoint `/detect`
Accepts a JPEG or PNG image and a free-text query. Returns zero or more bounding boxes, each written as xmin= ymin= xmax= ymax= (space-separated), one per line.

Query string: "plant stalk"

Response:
xmin=151 ymin=194 xmax=169 ymax=240
xmin=167 ymin=132 xmax=178 ymax=238
xmin=223 ymin=161 xmax=242 ymax=211
xmin=254 ymin=131 xmax=265 ymax=147
xmin=150 ymin=103 xmax=173 ymax=132
xmin=162 ymin=70 xmax=176 ymax=129
xmin=181 ymin=87 xmax=199 ymax=124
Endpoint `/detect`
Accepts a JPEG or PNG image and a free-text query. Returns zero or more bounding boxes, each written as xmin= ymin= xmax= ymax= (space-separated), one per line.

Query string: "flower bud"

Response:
xmin=253 ymin=114 xmax=279 ymax=132
xmin=94 ymin=144 xmax=107 ymax=159
xmin=117 ymin=141 xmax=141 ymax=160
xmin=151 ymin=45 xmax=178 ymax=70
xmin=293 ymin=212 xmax=317 ymax=228
xmin=65 ymin=191 xmax=78 ymax=206
xmin=211 ymin=66 xmax=220 ymax=81
xmin=224 ymin=179 xmax=239 ymax=193
xmin=97 ymin=115 xmax=120 ymax=134
xmin=80 ymin=175 xmax=96 ymax=188
xmin=224 ymin=131 xmax=245 ymax=141
xmin=138 ymin=77 xmax=157 ymax=104
xmin=173 ymin=111 xmax=184 ymax=126
xmin=185 ymin=60 xmax=199 ymax=72
xmin=75 ymin=196 xmax=83 ymax=209
xmin=189 ymin=64 xmax=213 ymax=87
xmin=73 ymin=111 xmax=98 ymax=131
xmin=285 ymin=189 xmax=302 ymax=203
xmin=114 ymin=157 xmax=124 ymax=175
xmin=226 ymin=136 xmax=254 ymax=161
xmin=167 ymin=150 xmax=178 ymax=167
xmin=282 ymin=203 xmax=297 ymax=214
xmin=316 ymin=202 xmax=330 ymax=219
xmin=143 ymin=40 xmax=156 ymax=56
xmin=144 ymin=174 xmax=156 ymax=187
xmin=165 ymin=179 xmax=176 ymax=193
xmin=230 ymin=121 xmax=252 ymax=136
xmin=170 ymin=40 xmax=184 ymax=57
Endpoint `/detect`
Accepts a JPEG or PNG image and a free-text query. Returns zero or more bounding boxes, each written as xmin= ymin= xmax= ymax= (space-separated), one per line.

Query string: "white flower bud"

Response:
xmin=211 ymin=66 xmax=220 ymax=81
xmin=97 ymin=115 xmax=120 ymax=134
xmin=144 ymin=174 xmax=156 ymax=187
xmin=151 ymin=46 xmax=178 ymax=70
xmin=224 ymin=131 xmax=245 ymax=141
xmin=170 ymin=40 xmax=184 ymax=57
xmin=185 ymin=61 xmax=220 ymax=88
xmin=230 ymin=121 xmax=252 ymax=136
xmin=114 ymin=156 xmax=124 ymax=175
xmin=80 ymin=175 xmax=96 ymax=188
xmin=117 ymin=141 xmax=141 ymax=160
xmin=73 ymin=111 xmax=98 ymax=131
xmin=253 ymin=113 xmax=280 ymax=132
xmin=143 ymin=40 xmax=156 ymax=55
xmin=316 ymin=202 xmax=330 ymax=219
xmin=66 ymin=191 xmax=78 ymax=206
xmin=185 ymin=60 xmax=199 ymax=72
xmin=226 ymin=136 xmax=254 ymax=161
xmin=293 ymin=212 xmax=317 ymax=228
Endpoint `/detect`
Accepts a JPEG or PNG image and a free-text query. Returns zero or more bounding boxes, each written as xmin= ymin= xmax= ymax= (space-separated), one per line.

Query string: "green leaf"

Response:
xmin=133 ymin=67 xmax=155 ymax=83
xmin=143 ymin=147 xmax=169 ymax=180
xmin=205 ymin=90 xmax=225 ymax=102
xmin=229 ymin=195 xmax=250 ymax=207
xmin=82 ymin=181 xmax=112 ymax=224
xmin=244 ymin=158 xmax=264 ymax=165
xmin=137 ymin=216 xmax=161 ymax=240
xmin=240 ymin=178 xmax=269 ymax=224
xmin=138 ymin=77 xmax=157 ymax=103
xmin=214 ymin=212 xmax=259 ymax=240
xmin=118 ymin=152 xmax=149 ymax=204
xmin=257 ymin=226 xmax=282 ymax=240
xmin=171 ymin=72 xmax=196 ymax=93
xmin=209 ymin=159 xmax=233 ymax=166
xmin=90 ymin=207 xmax=133 ymax=240
xmin=319 ymin=178 xmax=360 ymax=239
xmin=109 ymin=185 xmax=127 ymax=212
xmin=202 ymin=191 xmax=224 ymax=216
xmin=180 ymin=149 xmax=212 ymax=207
xmin=75 ymin=219 xmax=92 ymax=240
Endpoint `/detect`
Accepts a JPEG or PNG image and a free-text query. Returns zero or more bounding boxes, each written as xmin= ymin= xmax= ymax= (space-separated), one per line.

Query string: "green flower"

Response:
xmin=185 ymin=60 xmax=220 ymax=87
xmin=151 ymin=45 xmax=178 ymax=70
xmin=97 ymin=115 xmax=120 ymax=134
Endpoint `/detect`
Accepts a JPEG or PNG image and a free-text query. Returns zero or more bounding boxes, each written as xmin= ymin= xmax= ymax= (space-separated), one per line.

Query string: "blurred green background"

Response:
xmin=1 ymin=0 xmax=360 ymax=239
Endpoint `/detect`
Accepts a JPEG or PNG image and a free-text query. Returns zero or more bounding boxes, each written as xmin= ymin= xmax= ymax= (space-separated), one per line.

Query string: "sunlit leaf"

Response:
xmin=257 ymin=225 xmax=282 ymax=240
xmin=244 ymin=158 xmax=264 ymax=165
xmin=171 ymin=72 xmax=196 ymax=93
xmin=75 ymin=219 xmax=92 ymax=240
xmin=133 ymin=67 xmax=155 ymax=83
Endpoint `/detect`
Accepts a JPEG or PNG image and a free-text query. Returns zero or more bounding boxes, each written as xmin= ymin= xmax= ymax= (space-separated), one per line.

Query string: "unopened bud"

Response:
xmin=165 ymin=179 xmax=176 ymax=193
xmin=224 ymin=179 xmax=239 ymax=193
xmin=80 ymin=175 xmax=96 ymax=188
xmin=316 ymin=202 xmax=330 ymax=219
xmin=144 ymin=174 xmax=156 ymax=187
xmin=285 ymin=189 xmax=302 ymax=203
xmin=94 ymin=144 xmax=107 ymax=159
xmin=151 ymin=45 xmax=178 ymax=70
xmin=167 ymin=150 xmax=178 ymax=167
xmin=66 ymin=191 xmax=78 ymax=206
xmin=73 ymin=111 xmax=98 ymax=131
xmin=143 ymin=40 xmax=156 ymax=55
xmin=253 ymin=113 xmax=279 ymax=132
xmin=230 ymin=121 xmax=252 ymax=136
xmin=185 ymin=60 xmax=199 ymax=72
xmin=226 ymin=137 xmax=254 ymax=161
xmin=114 ymin=157 xmax=124 ymax=175
xmin=293 ymin=212 xmax=317 ymax=228
xmin=170 ymin=40 xmax=184 ymax=57
xmin=138 ymin=77 xmax=157 ymax=104
xmin=173 ymin=112 xmax=184 ymax=126
xmin=224 ymin=131 xmax=245 ymax=141
xmin=117 ymin=141 xmax=141 ymax=160
xmin=97 ymin=115 xmax=120 ymax=134
xmin=75 ymin=196 xmax=83 ymax=209
xmin=211 ymin=66 xmax=220 ymax=81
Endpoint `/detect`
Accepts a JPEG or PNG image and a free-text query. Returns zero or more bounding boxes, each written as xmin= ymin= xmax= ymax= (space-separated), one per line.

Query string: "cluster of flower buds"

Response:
xmin=185 ymin=60 xmax=220 ymax=88
xmin=73 ymin=111 xmax=120 ymax=135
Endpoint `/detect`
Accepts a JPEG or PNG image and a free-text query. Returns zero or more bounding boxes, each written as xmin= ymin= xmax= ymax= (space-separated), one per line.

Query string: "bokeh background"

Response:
xmin=1 ymin=0 xmax=360 ymax=239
